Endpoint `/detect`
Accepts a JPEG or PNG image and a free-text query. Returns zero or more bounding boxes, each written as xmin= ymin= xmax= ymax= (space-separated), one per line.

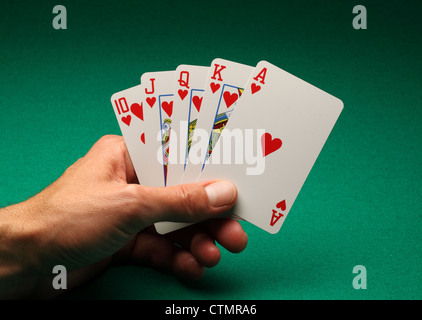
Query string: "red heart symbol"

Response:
xmin=223 ymin=91 xmax=238 ymax=108
xmin=210 ymin=82 xmax=220 ymax=93
xmin=162 ymin=101 xmax=173 ymax=117
xmin=130 ymin=103 xmax=143 ymax=121
xmin=261 ymin=133 xmax=282 ymax=157
xmin=251 ymin=83 xmax=261 ymax=94
xmin=121 ymin=115 xmax=131 ymax=126
xmin=140 ymin=133 xmax=145 ymax=144
xmin=146 ymin=97 xmax=156 ymax=108
xmin=192 ymin=96 xmax=202 ymax=112
xmin=276 ymin=200 xmax=286 ymax=211
xmin=178 ymin=89 xmax=188 ymax=100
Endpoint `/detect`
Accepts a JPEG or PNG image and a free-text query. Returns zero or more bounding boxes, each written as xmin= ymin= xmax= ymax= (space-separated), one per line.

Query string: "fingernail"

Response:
xmin=205 ymin=181 xmax=236 ymax=208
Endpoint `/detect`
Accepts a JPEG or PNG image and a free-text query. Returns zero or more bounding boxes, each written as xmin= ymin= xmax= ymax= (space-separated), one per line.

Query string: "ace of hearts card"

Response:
xmin=199 ymin=60 xmax=343 ymax=234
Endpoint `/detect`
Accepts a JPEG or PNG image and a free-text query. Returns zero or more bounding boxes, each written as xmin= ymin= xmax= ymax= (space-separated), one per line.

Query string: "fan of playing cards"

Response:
xmin=111 ymin=59 xmax=343 ymax=234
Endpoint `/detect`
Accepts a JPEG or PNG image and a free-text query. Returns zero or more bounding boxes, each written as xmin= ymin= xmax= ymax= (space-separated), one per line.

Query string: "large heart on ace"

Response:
xmin=261 ymin=133 xmax=282 ymax=157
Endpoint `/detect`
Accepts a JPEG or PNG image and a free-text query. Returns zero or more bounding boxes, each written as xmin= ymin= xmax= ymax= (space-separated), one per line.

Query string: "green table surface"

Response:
xmin=1 ymin=0 xmax=421 ymax=300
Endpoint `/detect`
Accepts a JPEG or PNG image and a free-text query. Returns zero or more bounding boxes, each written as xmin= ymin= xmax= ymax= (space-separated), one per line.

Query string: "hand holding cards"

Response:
xmin=111 ymin=59 xmax=343 ymax=235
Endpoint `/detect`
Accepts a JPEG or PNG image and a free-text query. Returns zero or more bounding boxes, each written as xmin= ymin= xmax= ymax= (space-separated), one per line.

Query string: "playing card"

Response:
xmin=154 ymin=66 xmax=210 ymax=234
xmin=154 ymin=60 xmax=251 ymax=234
xmin=199 ymin=61 xmax=344 ymax=234
xmin=111 ymin=84 xmax=155 ymax=184
xmin=181 ymin=58 xmax=254 ymax=183
xmin=140 ymin=71 xmax=176 ymax=186
xmin=166 ymin=65 xmax=209 ymax=187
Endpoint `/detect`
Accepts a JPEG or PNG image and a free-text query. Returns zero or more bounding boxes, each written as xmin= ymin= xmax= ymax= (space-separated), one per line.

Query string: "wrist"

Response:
xmin=0 ymin=201 xmax=45 ymax=298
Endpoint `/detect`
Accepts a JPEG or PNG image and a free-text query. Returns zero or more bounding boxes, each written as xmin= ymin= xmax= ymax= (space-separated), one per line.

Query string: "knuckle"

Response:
xmin=97 ymin=134 xmax=114 ymax=144
xmin=125 ymin=185 xmax=147 ymax=211
xmin=97 ymin=135 xmax=123 ymax=148
xmin=95 ymin=135 xmax=127 ymax=163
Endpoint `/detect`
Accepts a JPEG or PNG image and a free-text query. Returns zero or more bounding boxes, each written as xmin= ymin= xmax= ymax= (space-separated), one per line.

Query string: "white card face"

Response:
xmin=154 ymin=66 xmax=209 ymax=235
xmin=181 ymin=58 xmax=254 ymax=184
xmin=154 ymin=221 xmax=194 ymax=235
xmin=166 ymin=65 xmax=209 ymax=187
xmin=140 ymin=71 xmax=176 ymax=186
xmin=111 ymin=84 xmax=151 ymax=184
xmin=154 ymin=208 xmax=238 ymax=235
xmin=199 ymin=61 xmax=344 ymax=234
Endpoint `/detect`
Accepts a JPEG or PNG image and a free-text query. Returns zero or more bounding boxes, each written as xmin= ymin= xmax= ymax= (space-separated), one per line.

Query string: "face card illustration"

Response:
xmin=141 ymin=71 xmax=176 ymax=186
xmin=111 ymin=84 xmax=149 ymax=184
xmin=205 ymin=85 xmax=244 ymax=165
xmin=165 ymin=65 xmax=209 ymax=187
xmin=181 ymin=58 xmax=254 ymax=184
xmin=199 ymin=61 xmax=344 ymax=234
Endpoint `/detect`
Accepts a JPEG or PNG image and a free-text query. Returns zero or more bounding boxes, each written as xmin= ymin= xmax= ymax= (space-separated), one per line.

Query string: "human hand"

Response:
xmin=0 ymin=135 xmax=247 ymax=298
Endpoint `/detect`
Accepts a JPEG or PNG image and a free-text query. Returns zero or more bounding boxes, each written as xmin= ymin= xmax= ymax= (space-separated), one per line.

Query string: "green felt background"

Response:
xmin=0 ymin=0 xmax=421 ymax=299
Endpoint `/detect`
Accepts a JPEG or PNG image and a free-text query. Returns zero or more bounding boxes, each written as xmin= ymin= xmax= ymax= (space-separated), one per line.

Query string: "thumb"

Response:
xmin=134 ymin=180 xmax=237 ymax=225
